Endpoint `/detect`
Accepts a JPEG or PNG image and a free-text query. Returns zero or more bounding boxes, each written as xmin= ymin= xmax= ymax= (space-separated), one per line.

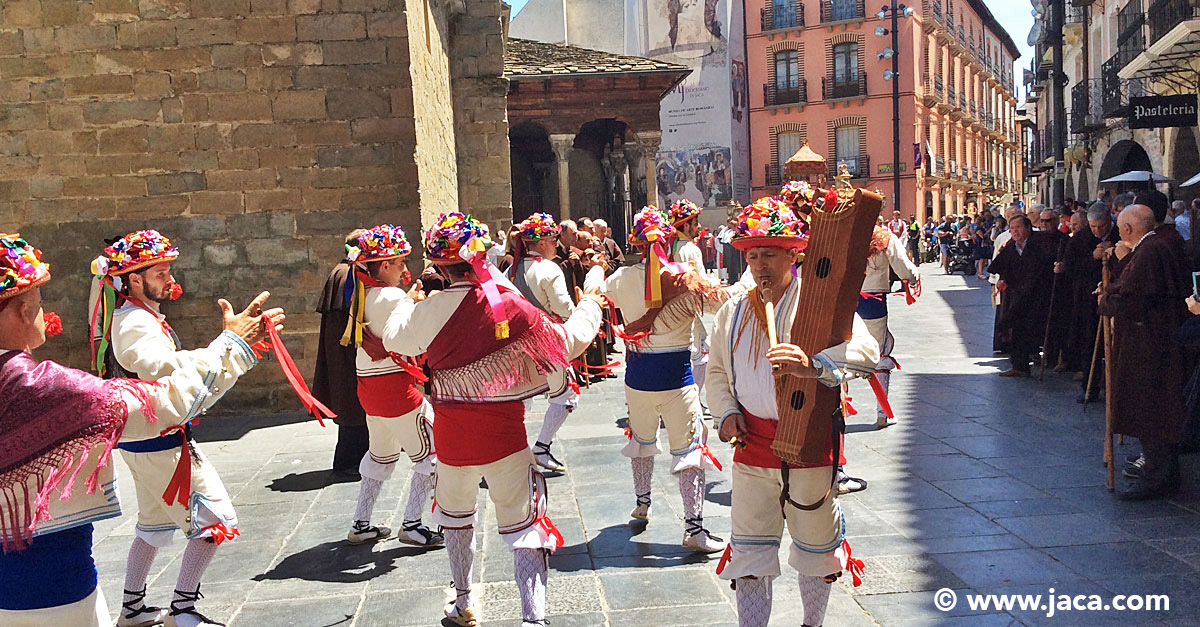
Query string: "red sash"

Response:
xmin=358 ymin=372 xmax=423 ymax=418
xmin=432 ymin=400 xmax=526 ymax=466
xmin=737 ymin=408 xmax=840 ymax=468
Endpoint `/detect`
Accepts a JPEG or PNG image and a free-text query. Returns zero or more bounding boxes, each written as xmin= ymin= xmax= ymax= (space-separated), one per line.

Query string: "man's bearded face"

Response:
xmin=135 ymin=262 xmax=175 ymax=303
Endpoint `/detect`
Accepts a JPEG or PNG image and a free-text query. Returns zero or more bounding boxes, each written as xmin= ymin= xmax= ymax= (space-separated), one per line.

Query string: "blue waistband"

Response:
xmin=856 ymin=293 xmax=888 ymax=320
xmin=0 ymin=524 xmax=96 ymax=610
xmin=118 ymin=425 xmax=193 ymax=453
xmin=625 ymin=349 xmax=693 ymax=392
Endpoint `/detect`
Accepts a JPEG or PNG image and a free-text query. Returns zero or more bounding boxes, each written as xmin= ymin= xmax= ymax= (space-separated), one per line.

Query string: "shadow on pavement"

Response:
xmin=254 ymin=540 xmax=444 ymax=584
xmin=266 ymin=470 xmax=358 ymax=493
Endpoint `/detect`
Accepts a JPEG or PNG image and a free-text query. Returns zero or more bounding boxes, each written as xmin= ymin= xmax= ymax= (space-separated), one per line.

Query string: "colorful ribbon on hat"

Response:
xmin=88 ymin=271 xmax=120 ymax=376
xmin=463 ymin=237 xmax=510 ymax=340
xmin=642 ymin=239 xmax=689 ymax=308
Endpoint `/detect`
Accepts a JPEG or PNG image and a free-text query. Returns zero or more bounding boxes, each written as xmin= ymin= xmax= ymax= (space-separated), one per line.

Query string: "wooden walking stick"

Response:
xmin=1101 ymin=262 xmax=1115 ymax=490
xmin=1082 ymin=315 xmax=1103 ymax=411
xmin=1039 ymin=239 xmax=1069 ymax=382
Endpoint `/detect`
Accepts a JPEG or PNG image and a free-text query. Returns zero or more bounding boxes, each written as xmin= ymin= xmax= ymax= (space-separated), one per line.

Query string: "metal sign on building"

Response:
xmin=1128 ymin=95 xmax=1199 ymax=129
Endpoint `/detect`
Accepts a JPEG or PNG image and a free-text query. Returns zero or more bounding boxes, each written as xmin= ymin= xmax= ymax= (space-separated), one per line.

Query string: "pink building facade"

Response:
xmin=747 ymin=0 xmax=1022 ymax=221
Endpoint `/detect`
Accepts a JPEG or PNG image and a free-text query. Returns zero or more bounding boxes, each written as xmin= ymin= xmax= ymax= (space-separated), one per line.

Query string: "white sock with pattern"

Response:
xmin=122 ymin=537 xmax=158 ymax=616
xmin=631 ymin=456 xmax=654 ymax=506
xmin=444 ymin=526 xmax=476 ymax=611
xmin=514 ymin=547 xmax=549 ymax=625
xmin=353 ymin=476 xmax=384 ymax=529
xmin=678 ymin=467 xmax=705 ymax=534
xmin=537 ymin=404 xmax=571 ymax=445
xmin=875 ymin=370 xmax=891 ymax=419
xmin=735 ymin=576 xmax=773 ymax=627
xmin=171 ymin=538 xmax=219 ymax=627
xmin=402 ymin=471 xmax=434 ymax=526
xmin=798 ymin=573 xmax=832 ymax=627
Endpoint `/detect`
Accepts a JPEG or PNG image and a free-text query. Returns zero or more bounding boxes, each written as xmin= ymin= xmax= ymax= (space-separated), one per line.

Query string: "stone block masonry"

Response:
xmin=2 ymin=0 xmax=513 ymax=413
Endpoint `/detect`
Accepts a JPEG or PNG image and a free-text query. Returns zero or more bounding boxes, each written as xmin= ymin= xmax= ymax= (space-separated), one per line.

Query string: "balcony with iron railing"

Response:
xmin=1102 ymin=53 xmax=1147 ymax=117
xmin=945 ymin=10 xmax=955 ymax=34
xmin=1066 ymin=3 xmax=1087 ymax=25
xmin=765 ymin=162 xmax=782 ymax=187
xmin=958 ymin=93 xmax=966 ymax=110
xmin=932 ymin=155 xmax=945 ymax=176
xmin=761 ymin=1 xmax=805 ymax=31
xmin=947 ymin=84 xmax=956 ymax=104
xmin=934 ymin=74 xmax=944 ymax=97
xmin=931 ymin=0 xmax=942 ymax=23
xmin=763 ymin=79 xmax=808 ymax=106
xmin=829 ymin=154 xmax=870 ymax=179
xmin=958 ymin=26 xmax=966 ymax=46
xmin=822 ymin=73 xmax=867 ymax=99
xmin=1070 ymin=79 xmax=1103 ymax=133
xmin=821 ymin=0 xmax=865 ymax=23
xmin=1149 ymin=0 xmax=1200 ymax=42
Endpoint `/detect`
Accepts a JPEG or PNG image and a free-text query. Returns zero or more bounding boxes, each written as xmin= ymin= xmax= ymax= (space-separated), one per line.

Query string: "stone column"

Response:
xmin=550 ymin=134 xmax=574 ymax=220
xmin=637 ymin=131 xmax=663 ymax=208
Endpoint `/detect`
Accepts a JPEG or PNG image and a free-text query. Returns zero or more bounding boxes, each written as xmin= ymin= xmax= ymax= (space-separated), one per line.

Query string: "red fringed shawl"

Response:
xmin=0 ymin=351 xmax=154 ymax=551
xmin=426 ymin=285 xmax=570 ymax=402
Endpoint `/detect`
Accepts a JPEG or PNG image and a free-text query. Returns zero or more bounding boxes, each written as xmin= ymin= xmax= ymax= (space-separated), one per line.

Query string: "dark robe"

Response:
xmin=1099 ymin=230 xmax=1191 ymax=443
xmin=1042 ymin=229 xmax=1072 ymax=367
xmin=313 ymin=261 xmax=366 ymax=427
xmin=1062 ymin=228 xmax=1101 ymax=373
xmin=556 ymin=242 xmax=607 ymax=374
xmin=989 ymin=231 xmax=1056 ymax=371
xmin=601 ymin=237 xmax=624 ymax=276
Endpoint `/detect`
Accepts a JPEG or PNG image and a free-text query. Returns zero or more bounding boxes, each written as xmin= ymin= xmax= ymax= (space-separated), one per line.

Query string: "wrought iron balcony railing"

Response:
xmin=764 ymin=79 xmax=808 ymax=106
xmin=1149 ymin=0 xmax=1200 ymax=42
xmin=823 ymin=73 xmax=867 ymax=99
xmin=1070 ymin=79 xmax=1104 ymax=133
xmin=829 ymin=154 xmax=870 ymax=179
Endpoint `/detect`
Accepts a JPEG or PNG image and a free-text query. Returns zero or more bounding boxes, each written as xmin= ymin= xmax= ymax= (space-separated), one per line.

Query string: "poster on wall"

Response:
xmin=627 ymin=0 xmax=750 ymax=210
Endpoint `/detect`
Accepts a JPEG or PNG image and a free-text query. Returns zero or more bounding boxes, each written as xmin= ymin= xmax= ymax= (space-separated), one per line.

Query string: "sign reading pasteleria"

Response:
xmin=1129 ymin=95 xmax=1198 ymax=129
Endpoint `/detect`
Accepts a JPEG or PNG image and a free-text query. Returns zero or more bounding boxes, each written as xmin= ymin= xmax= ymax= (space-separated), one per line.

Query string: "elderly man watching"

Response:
xmin=989 ymin=215 xmax=1055 ymax=376
xmin=1101 ymin=205 xmax=1191 ymax=499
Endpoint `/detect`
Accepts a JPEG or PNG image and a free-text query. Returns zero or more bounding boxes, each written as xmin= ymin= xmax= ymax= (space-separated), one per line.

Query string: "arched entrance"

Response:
xmin=1172 ymin=129 xmax=1200 ymax=204
xmin=510 ymin=122 xmax=556 ymax=222
xmin=1098 ymin=139 xmax=1153 ymax=193
xmin=570 ymin=119 xmax=633 ymax=245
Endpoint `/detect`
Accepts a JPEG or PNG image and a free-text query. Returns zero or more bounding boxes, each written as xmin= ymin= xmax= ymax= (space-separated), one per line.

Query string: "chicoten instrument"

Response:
xmin=772 ymin=170 xmax=882 ymax=474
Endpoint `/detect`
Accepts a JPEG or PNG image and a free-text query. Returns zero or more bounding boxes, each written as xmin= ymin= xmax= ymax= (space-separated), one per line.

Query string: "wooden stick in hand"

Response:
xmin=765 ymin=288 xmax=779 ymax=372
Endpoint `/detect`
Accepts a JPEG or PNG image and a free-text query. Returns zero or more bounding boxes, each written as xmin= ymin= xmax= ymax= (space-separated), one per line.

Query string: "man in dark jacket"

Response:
xmin=1101 ymin=205 xmax=1191 ymax=500
xmin=989 ymin=215 xmax=1056 ymax=376
xmin=313 ymin=230 xmax=369 ymax=478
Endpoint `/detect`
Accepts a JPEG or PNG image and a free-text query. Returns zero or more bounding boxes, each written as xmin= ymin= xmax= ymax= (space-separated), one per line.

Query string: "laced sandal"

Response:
xmin=165 ymin=588 xmax=224 ymax=627
xmin=533 ymin=442 xmax=567 ymax=472
xmin=398 ymin=521 xmax=445 ymax=546
xmin=117 ymin=586 xmax=167 ymax=627
xmin=682 ymin=518 xmax=727 ymax=553
xmin=347 ymin=522 xmax=392 ymax=545
xmin=630 ymin=493 xmax=651 ymax=520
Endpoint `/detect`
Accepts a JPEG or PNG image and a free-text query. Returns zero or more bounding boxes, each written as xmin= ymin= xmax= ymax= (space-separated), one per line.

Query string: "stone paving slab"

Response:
xmin=90 ymin=271 xmax=1200 ymax=625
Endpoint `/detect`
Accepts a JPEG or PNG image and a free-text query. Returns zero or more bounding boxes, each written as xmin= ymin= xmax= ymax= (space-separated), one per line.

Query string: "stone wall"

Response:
xmin=1 ymin=0 xmax=509 ymax=413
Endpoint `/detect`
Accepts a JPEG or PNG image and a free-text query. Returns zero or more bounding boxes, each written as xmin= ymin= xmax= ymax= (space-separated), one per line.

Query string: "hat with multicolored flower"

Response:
xmin=668 ymin=199 xmax=703 ymax=227
xmin=91 ymin=230 xmax=179 ymax=277
xmin=731 ymin=196 xmax=810 ymax=252
xmin=628 ymin=206 xmax=673 ymax=247
xmin=0 ymin=233 xmax=51 ymax=301
xmin=424 ymin=212 xmax=493 ymax=265
xmin=779 ymin=180 xmax=817 ymax=214
xmin=514 ymin=213 xmax=561 ymax=242
xmin=347 ymin=224 xmax=412 ymax=264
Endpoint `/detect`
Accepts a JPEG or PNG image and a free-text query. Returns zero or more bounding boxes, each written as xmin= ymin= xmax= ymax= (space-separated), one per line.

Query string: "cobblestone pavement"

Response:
xmin=94 ymin=271 xmax=1200 ymax=626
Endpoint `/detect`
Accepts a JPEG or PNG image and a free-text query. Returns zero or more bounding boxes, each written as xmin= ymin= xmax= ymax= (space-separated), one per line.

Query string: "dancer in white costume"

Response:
xmin=93 ymin=230 xmax=283 ymax=627
xmin=668 ymin=199 xmax=714 ymax=411
xmin=339 ymin=224 xmax=443 ymax=547
xmin=507 ymin=213 xmax=582 ymax=472
xmin=858 ymin=225 xmax=920 ymax=428
xmin=708 ymin=197 xmax=877 ymax=627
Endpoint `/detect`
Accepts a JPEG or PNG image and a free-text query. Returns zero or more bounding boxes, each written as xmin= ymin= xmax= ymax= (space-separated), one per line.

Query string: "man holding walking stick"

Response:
xmin=989 ymin=216 xmax=1056 ymax=377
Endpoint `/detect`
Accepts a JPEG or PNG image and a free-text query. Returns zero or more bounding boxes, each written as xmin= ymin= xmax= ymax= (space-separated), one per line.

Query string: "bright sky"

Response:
xmin=510 ymin=0 xmax=531 ymax=17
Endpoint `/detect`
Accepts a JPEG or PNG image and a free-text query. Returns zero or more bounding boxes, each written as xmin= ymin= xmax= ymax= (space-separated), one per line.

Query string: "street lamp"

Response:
xmin=876 ymin=3 xmax=913 ymax=219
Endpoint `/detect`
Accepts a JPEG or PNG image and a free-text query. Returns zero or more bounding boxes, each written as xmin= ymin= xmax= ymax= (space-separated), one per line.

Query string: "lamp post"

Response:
xmin=876 ymin=3 xmax=913 ymax=219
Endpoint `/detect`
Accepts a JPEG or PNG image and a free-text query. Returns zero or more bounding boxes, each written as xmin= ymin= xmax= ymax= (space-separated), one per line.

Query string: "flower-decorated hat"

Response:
xmin=628 ymin=206 xmax=673 ymax=247
xmin=424 ymin=212 xmax=493 ymax=265
xmin=514 ymin=213 xmax=561 ymax=241
xmin=779 ymin=180 xmax=817 ymax=214
xmin=0 ymin=233 xmax=51 ymax=301
xmin=668 ymin=199 xmax=703 ymax=227
xmin=731 ymin=196 xmax=810 ymax=252
xmin=348 ymin=224 xmax=412 ymax=264
xmin=92 ymin=230 xmax=179 ymax=277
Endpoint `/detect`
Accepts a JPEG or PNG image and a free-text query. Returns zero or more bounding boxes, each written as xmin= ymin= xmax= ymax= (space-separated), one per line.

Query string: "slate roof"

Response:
xmin=505 ymin=38 xmax=690 ymax=80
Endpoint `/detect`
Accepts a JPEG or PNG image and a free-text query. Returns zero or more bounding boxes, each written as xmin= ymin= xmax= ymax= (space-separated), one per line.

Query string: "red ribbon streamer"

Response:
xmin=698 ymin=443 xmax=723 ymax=472
xmin=203 ymin=521 xmax=240 ymax=546
xmin=902 ymin=279 xmax=921 ymax=305
xmin=842 ymin=395 xmax=858 ymax=416
xmin=536 ymin=517 xmax=565 ymax=551
xmin=858 ymin=291 xmax=884 ymax=301
xmin=261 ymin=323 xmax=337 ymax=426
xmin=159 ymin=425 xmax=191 ymax=507
xmin=868 ymin=373 xmax=894 ymax=420
xmin=715 ymin=543 xmax=733 ymax=575
xmin=842 ymin=540 xmax=866 ymax=587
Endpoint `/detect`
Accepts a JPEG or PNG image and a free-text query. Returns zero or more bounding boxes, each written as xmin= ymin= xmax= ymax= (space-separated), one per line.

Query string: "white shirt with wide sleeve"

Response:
xmin=862 ymin=232 xmax=921 ymax=293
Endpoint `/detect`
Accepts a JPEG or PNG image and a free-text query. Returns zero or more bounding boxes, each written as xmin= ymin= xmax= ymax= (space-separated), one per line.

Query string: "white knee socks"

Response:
xmin=171 ymin=538 xmax=219 ymax=627
xmin=679 ymin=467 xmax=705 ymax=533
xmin=402 ymin=471 xmax=434 ymax=526
xmin=735 ymin=576 xmax=774 ymax=627
xmin=631 ymin=456 xmax=654 ymax=506
xmin=875 ymin=370 xmax=892 ymax=419
xmin=798 ymin=573 xmax=832 ymax=627
xmin=122 ymin=537 xmax=159 ymax=617
xmin=514 ymin=547 xmax=549 ymax=625
xmin=353 ymin=476 xmax=384 ymax=528
xmin=537 ymin=403 xmax=571 ymax=446
xmin=445 ymin=526 xmax=476 ymax=612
